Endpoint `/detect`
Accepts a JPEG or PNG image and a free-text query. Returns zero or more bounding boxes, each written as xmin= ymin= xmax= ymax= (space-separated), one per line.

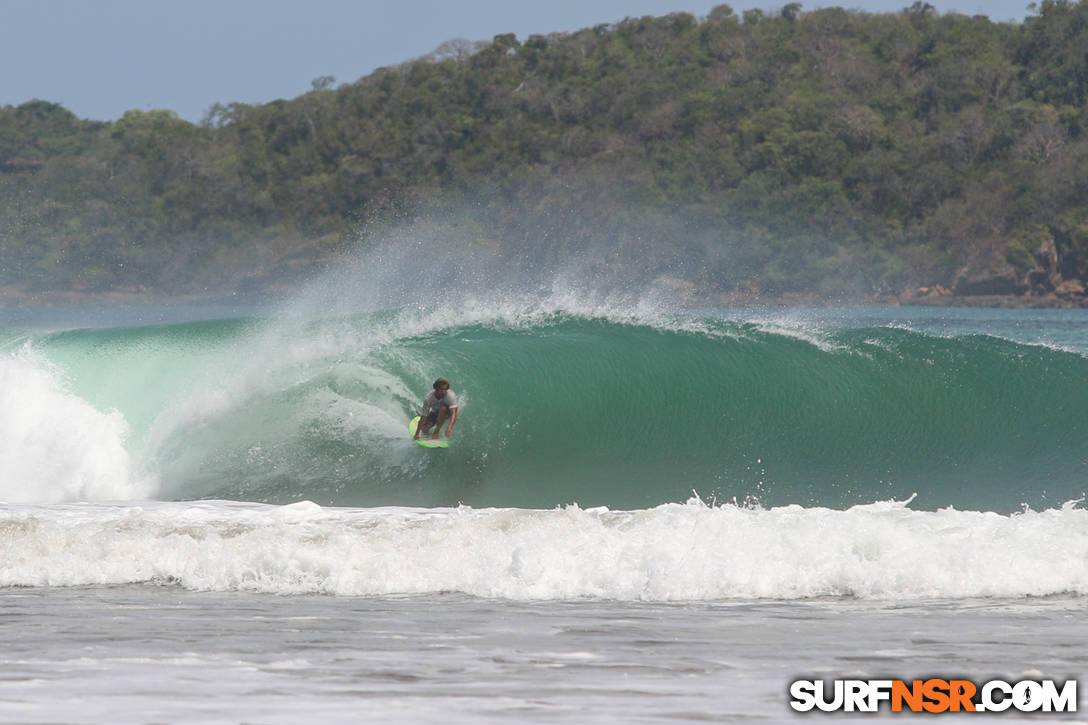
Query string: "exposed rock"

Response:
xmin=1033 ymin=235 xmax=1059 ymax=277
xmin=1055 ymin=279 xmax=1086 ymax=298
xmin=953 ymin=271 xmax=1025 ymax=296
xmin=1027 ymin=268 xmax=1056 ymax=293
xmin=1025 ymin=234 xmax=1061 ymax=293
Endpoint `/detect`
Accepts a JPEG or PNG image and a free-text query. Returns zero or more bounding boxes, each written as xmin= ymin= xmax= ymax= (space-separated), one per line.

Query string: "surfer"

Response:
xmin=415 ymin=378 xmax=458 ymax=441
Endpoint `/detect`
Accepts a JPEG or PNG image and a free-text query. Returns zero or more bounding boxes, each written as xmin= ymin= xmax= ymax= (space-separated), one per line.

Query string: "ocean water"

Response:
xmin=3 ymin=299 xmax=1088 ymax=722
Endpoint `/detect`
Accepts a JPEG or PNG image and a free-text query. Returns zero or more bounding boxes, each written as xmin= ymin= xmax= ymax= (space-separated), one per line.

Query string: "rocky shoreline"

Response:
xmin=0 ymin=284 xmax=291 ymax=310
xmin=4 ymin=282 xmax=1088 ymax=312
xmin=891 ymin=288 xmax=1088 ymax=309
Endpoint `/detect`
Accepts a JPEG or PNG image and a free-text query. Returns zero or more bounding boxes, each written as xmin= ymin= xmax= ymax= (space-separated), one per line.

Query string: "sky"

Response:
xmin=2 ymin=0 xmax=1035 ymax=124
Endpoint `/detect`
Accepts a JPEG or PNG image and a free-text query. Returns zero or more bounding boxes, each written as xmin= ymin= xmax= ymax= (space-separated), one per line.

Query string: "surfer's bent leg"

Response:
xmin=418 ymin=410 xmax=438 ymax=437
xmin=433 ymin=405 xmax=449 ymax=439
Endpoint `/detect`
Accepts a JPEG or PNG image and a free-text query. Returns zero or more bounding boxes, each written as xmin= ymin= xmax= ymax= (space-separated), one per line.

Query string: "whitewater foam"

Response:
xmin=0 ymin=346 xmax=155 ymax=503
xmin=3 ymin=498 xmax=1086 ymax=600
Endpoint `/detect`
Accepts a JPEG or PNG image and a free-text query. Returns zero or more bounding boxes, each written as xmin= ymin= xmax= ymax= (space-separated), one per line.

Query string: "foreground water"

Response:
xmin=3 ymin=587 xmax=1085 ymax=724
xmin=3 ymin=302 xmax=1088 ymax=721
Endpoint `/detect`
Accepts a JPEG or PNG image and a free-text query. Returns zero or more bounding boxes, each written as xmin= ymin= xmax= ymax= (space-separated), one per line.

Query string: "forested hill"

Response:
xmin=2 ymin=1 xmax=1088 ymax=304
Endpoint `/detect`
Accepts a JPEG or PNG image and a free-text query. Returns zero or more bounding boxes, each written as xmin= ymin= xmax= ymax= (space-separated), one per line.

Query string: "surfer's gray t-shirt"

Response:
xmin=422 ymin=389 xmax=458 ymax=415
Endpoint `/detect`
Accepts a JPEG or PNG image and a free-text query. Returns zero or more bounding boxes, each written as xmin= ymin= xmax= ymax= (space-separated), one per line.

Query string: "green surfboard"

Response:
xmin=409 ymin=416 xmax=449 ymax=448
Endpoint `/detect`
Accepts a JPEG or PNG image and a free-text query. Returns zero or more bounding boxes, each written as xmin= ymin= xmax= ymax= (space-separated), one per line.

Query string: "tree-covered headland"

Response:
xmin=2 ymin=1 xmax=1088 ymax=304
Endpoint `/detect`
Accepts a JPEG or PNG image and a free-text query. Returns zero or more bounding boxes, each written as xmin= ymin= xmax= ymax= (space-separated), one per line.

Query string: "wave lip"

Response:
xmin=3 ymin=498 xmax=1086 ymax=601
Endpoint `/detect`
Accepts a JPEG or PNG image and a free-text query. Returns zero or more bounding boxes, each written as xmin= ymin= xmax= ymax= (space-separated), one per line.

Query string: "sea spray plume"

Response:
xmin=135 ymin=216 xmax=547 ymax=502
xmin=140 ymin=312 xmax=425 ymax=502
xmin=133 ymin=208 xmax=724 ymax=506
xmin=282 ymin=201 xmax=712 ymax=324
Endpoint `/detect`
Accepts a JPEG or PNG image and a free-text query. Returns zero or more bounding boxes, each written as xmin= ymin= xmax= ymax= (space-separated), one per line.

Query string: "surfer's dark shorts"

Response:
xmin=424 ymin=404 xmax=450 ymax=424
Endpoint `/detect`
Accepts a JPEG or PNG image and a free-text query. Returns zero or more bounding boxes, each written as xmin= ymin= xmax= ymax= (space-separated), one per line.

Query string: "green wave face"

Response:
xmin=17 ymin=311 xmax=1088 ymax=513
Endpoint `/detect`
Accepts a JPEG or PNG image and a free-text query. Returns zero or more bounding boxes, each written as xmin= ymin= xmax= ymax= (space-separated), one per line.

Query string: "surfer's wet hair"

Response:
xmin=433 ymin=378 xmax=450 ymax=390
